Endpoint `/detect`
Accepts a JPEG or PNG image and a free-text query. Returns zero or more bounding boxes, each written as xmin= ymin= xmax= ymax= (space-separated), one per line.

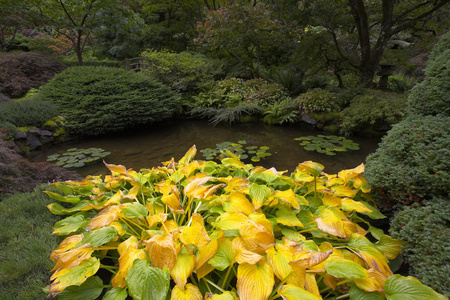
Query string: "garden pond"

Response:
xmin=31 ymin=120 xmax=381 ymax=177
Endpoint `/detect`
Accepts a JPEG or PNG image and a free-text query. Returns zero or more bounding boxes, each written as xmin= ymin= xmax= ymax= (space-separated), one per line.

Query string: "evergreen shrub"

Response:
xmin=0 ymin=52 xmax=67 ymax=98
xmin=0 ymin=99 xmax=59 ymax=127
xmin=364 ymin=115 xmax=449 ymax=208
xmin=390 ymin=198 xmax=450 ymax=297
xmin=36 ymin=66 xmax=180 ymax=137
xmin=295 ymin=88 xmax=338 ymax=113
xmin=339 ymin=90 xmax=408 ymax=136
xmin=141 ymin=50 xmax=218 ymax=93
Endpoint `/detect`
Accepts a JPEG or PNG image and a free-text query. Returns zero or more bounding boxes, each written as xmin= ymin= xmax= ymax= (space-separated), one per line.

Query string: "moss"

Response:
xmin=17 ymin=126 xmax=36 ymax=132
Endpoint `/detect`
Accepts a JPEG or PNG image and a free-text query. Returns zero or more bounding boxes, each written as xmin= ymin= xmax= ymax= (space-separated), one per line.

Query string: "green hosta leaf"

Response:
xmin=44 ymin=191 xmax=81 ymax=204
xmin=359 ymin=201 xmax=386 ymax=219
xmin=122 ymin=202 xmax=148 ymax=219
xmin=374 ymin=235 xmax=403 ymax=260
xmin=325 ymin=259 xmax=368 ymax=279
xmin=77 ymin=226 xmax=118 ymax=248
xmin=56 ymin=276 xmax=103 ymax=300
xmin=276 ymin=206 xmax=303 ymax=227
xmin=53 ymin=212 xmax=90 ymax=235
xmin=103 ymin=287 xmax=128 ymax=300
xmin=126 ymin=259 xmax=170 ymax=300
xmin=249 ymin=183 xmax=271 ymax=209
xmin=368 ymin=226 xmax=385 ymax=240
xmin=47 ymin=201 xmax=91 ymax=215
xmin=209 ymin=239 xmax=234 ymax=271
xmin=384 ymin=275 xmax=447 ymax=300
xmin=349 ymin=284 xmax=384 ymax=300
xmin=280 ymin=227 xmax=305 ymax=243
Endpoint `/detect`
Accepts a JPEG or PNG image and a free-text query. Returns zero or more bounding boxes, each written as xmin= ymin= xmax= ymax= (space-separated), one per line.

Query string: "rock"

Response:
xmin=26 ymin=133 xmax=42 ymax=149
xmin=0 ymin=92 xmax=11 ymax=103
xmin=40 ymin=129 xmax=53 ymax=136
xmin=29 ymin=128 xmax=42 ymax=135
xmin=301 ymin=113 xmax=317 ymax=125
xmin=14 ymin=131 xmax=27 ymax=140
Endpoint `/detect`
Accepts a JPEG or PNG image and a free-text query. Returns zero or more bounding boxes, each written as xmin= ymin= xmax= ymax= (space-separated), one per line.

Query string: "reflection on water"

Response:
xmin=31 ymin=120 xmax=381 ymax=177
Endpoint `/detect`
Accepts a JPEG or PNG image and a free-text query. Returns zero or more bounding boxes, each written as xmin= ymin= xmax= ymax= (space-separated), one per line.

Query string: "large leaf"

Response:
xmin=146 ymin=233 xmax=177 ymax=270
xmin=49 ymin=257 xmax=100 ymax=297
xmin=56 ymin=276 xmax=103 ymax=300
xmin=52 ymin=212 xmax=90 ymax=235
xmin=384 ymin=275 xmax=448 ymax=300
xmin=349 ymin=284 xmax=384 ymax=300
xmin=315 ymin=207 xmax=347 ymax=238
xmin=170 ymin=249 xmax=196 ymax=289
xmin=48 ymin=201 xmax=91 ymax=215
xmin=180 ymin=213 xmax=211 ymax=247
xmin=237 ymin=260 xmax=274 ymax=300
xmin=278 ymin=284 xmax=322 ymax=300
xmin=249 ymin=183 xmax=272 ymax=210
xmin=170 ymin=283 xmax=202 ymax=300
xmin=276 ymin=206 xmax=303 ymax=227
xmin=209 ymin=238 xmax=235 ymax=271
xmin=126 ymin=259 xmax=171 ymax=300
xmin=325 ymin=259 xmax=368 ymax=279
xmin=103 ymin=287 xmax=128 ymax=300
xmin=122 ymin=202 xmax=148 ymax=218
xmin=111 ymin=237 xmax=147 ymax=288
xmin=77 ymin=226 xmax=118 ymax=248
xmin=44 ymin=191 xmax=81 ymax=204
xmin=374 ymin=235 xmax=403 ymax=260
xmin=223 ymin=191 xmax=255 ymax=216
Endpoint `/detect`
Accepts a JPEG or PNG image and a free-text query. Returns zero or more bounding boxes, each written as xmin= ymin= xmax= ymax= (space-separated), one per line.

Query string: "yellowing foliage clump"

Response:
xmin=45 ymin=146 xmax=447 ymax=300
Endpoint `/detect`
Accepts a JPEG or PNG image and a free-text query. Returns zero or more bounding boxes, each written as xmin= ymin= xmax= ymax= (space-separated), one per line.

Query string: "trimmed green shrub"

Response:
xmin=295 ymin=88 xmax=338 ymax=113
xmin=36 ymin=66 xmax=180 ymax=137
xmin=0 ymin=52 xmax=67 ymax=98
xmin=0 ymin=185 xmax=62 ymax=299
xmin=407 ymin=31 xmax=450 ymax=117
xmin=141 ymin=50 xmax=218 ymax=93
xmin=364 ymin=115 xmax=450 ymax=208
xmin=390 ymin=199 xmax=450 ymax=297
xmin=339 ymin=90 xmax=408 ymax=136
xmin=0 ymin=99 xmax=59 ymax=127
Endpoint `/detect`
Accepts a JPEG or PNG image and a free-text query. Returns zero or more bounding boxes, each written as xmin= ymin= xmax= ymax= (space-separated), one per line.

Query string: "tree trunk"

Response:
xmin=76 ymin=30 xmax=83 ymax=66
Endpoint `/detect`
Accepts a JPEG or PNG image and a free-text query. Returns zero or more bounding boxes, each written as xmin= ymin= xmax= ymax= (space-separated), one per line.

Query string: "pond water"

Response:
xmin=31 ymin=120 xmax=381 ymax=177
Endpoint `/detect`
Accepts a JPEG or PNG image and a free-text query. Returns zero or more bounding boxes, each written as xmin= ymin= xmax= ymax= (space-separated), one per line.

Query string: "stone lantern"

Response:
xmin=377 ymin=63 xmax=395 ymax=88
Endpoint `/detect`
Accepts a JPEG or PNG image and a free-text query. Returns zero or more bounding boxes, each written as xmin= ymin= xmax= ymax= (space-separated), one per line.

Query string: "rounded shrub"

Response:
xmin=36 ymin=66 xmax=180 ymax=137
xmin=339 ymin=89 xmax=408 ymax=136
xmin=407 ymin=31 xmax=449 ymax=117
xmin=364 ymin=115 xmax=450 ymax=208
xmin=0 ymin=52 xmax=67 ymax=98
xmin=390 ymin=198 xmax=450 ymax=297
xmin=295 ymin=88 xmax=338 ymax=113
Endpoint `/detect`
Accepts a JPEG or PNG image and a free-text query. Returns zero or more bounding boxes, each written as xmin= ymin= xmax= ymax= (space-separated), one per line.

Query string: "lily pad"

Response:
xmin=47 ymin=147 xmax=111 ymax=169
xmin=200 ymin=140 xmax=272 ymax=163
xmin=296 ymin=135 xmax=359 ymax=155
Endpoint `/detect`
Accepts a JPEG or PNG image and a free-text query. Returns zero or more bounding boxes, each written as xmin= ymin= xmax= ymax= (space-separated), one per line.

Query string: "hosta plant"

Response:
xmin=44 ymin=146 xmax=447 ymax=300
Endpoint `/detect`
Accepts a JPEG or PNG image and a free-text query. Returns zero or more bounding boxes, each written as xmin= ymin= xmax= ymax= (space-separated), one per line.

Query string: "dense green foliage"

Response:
xmin=390 ymin=199 xmax=450 ymax=297
xmin=0 ymin=52 xmax=66 ymax=98
xmin=295 ymin=88 xmax=338 ymax=113
xmin=0 ymin=99 xmax=59 ymax=127
xmin=365 ymin=115 xmax=449 ymax=207
xmin=141 ymin=50 xmax=218 ymax=93
xmin=36 ymin=66 xmax=180 ymax=136
xmin=0 ymin=185 xmax=62 ymax=299
xmin=407 ymin=31 xmax=450 ymax=117
xmin=339 ymin=90 xmax=408 ymax=136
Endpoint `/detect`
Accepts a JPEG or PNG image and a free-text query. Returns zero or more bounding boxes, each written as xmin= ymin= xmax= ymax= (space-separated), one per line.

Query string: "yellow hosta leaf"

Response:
xmin=51 ymin=244 xmax=94 ymax=272
xmin=367 ymin=267 xmax=388 ymax=287
xmin=162 ymin=193 xmax=185 ymax=214
xmin=315 ymin=207 xmax=347 ymax=238
xmin=184 ymin=176 xmax=214 ymax=198
xmin=341 ymin=198 xmax=372 ymax=213
xmin=223 ymin=191 xmax=255 ymax=216
xmin=274 ymin=189 xmax=300 ymax=209
xmin=239 ymin=222 xmax=275 ymax=255
xmin=146 ymin=213 xmax=168 ymax=228
xmin=343 ymin=220 xmax=367 ymax=237
xmin=276 ymin=206 xmax=303 ymax=227
xmin=104 ymin=162 xmax=128 ymax=175
xmin=222 ymin=157 xmax=246 ymax=169
xmin=180 ymin=213 xmax=211 ymax=247
xmin=353 ymin=175 xmax=371 ymax=193
xmin=358 ymin=245 xmax=393 ymax=277
xmin=232 ymin=236 xmax=263 ymax=264
xmin=196 ymin=262 xmax=214 ymax=280
xmin=146 ymin=233 xmax=178 ymax=270
xmin=50 ymin=234 xmax=84 ymax=261
xmin=323 ymin=273 xmax=338 ymax=291
xmin=49 ymin=257 xmax=100 ymax=297
xmin=338 ymin=163 xmax=365 ymax=184
xmin=146 ymin=201 xmax=165 ymax=215
xmin=171 ymin=283 xmax=202 ymax=300
xmin=179 ymin=145 xmax=197 ymax=165
xmin=266 ymin=246 xmax=292 ymax=281
xmin=278 ymin=284 xmax=322 ymax=300
xmin=353 ymin=277 xmax=383 ymax=292
xmin=304 ymin=273 xmax=320 ymax=297
xmin=374 ymin=235 xmax=404 ymax=260
xmin=294 ymin=172 xmax=315 ymax=182
xmin=224 ymin=177 xmax=250 ymax=193
xmin=196 ymin=231 xmax=223 ymax=270
xmin=248 ymin=212 xmax=273 ymax=233
xmin=111 ymin=237 xmax=147 ymax=288
xmin=297 ymin=161 xmax=324 ymax=177
xmin=331 ymin=186 xmax=358 ymax=198
xmin=237 ymin=260 xmax=274 ymax=300
xmin=205 ymin=291 xmax=239 ymax=300
xmin=162 ymin=220 xmax=179 ymax=234
xmin=182 ymin=161 xmax=200 ymax=178
xmin=213 ymin=212 xmax=250 ymax=230
xmin=322 ymin=195 xmax=342 ymax=207
xmin=85 ymin=205 xmax=123 ymax=231
xmin=171 ymin=249 xmax=196 ymax=289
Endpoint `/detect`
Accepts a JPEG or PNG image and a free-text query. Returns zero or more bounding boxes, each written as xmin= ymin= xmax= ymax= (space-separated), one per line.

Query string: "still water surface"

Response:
xmin=31 ymin=120 xmax=381 ymax=177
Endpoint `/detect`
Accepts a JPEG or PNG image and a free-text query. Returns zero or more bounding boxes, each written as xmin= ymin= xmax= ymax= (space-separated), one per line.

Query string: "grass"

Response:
xmin=0 ymin=185 xmax=62 ymax=300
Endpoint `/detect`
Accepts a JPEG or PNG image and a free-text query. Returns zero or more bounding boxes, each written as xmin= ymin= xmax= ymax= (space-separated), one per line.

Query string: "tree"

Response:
xmin=299 ymin=0 xmax=449 ymax=86
xmin=0 ymin=0 xmax=35 ymax=51
xmin=34 ymin=0 xmax=141 ymax=65
xmin=196 ymin=3 xmax=296 ymax=77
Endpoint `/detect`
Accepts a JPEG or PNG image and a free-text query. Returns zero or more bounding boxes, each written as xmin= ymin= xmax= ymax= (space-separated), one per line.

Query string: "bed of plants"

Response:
xmin=43 ymin=146 xmax=446 ymax=300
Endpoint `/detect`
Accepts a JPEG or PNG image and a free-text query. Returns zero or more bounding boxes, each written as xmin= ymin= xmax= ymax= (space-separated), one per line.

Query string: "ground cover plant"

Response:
xmin=295 ymin=135 xmax=359 ymax=155
xmin=35 ymin=66 xmax=180 ymax=137
xmin=43 ymin=146 xmax=446 ymax=300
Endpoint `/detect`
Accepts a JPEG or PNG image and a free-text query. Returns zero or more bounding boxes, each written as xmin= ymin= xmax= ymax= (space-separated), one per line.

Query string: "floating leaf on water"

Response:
xmin=296 ymin=135 xmax=359 ymax=155
xmin=238 ymin=140 xmax=247 ymax=144
xmin=201 ymin=141 xmax=272 ymax=163
xmin=47 ymin=147 xmax=111 ymax=169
